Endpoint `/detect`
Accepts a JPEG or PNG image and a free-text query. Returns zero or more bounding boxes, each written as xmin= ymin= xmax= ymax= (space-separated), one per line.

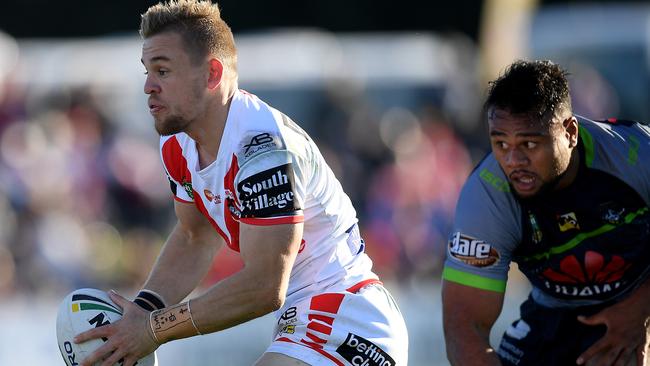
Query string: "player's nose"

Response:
xmin=504 ymin=148 xmax=528 ymax=168
xmin=144 ymin=75 xmax=160 ymax=95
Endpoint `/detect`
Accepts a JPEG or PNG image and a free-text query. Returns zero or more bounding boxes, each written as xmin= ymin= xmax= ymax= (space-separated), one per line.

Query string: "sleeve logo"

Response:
xmin=244 ymin=132 xmax=274 ymax=153
xmin=239 ymin=132 xmax=281 ymax=161
xmin=448 ymin=232 xmax=500 ymax=267
xmin=237 ymin=163 xmax=300 ymax=218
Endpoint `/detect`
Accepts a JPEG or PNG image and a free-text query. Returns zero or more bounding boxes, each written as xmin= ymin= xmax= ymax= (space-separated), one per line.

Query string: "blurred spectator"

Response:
xmin=0 ymin=85 xmax=169 ymax=297
xmin=363 ymin=105 xmax=472 ymax=282
xmin=568 ymin=62 xmax=620 ymax=119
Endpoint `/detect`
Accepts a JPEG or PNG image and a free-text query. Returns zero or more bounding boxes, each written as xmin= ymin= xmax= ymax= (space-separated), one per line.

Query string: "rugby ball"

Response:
xmin=56 ymin=288 xmax=157 ymax=366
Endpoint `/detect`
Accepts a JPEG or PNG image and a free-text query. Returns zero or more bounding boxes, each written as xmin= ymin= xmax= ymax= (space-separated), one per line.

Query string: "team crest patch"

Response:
xmin=448 ymin=232 xmax=500 ymax=267
xmin=182 ymin=181 xmax=194 ymax=199
xmin=558 ymin=212 xmax=579 ymax=232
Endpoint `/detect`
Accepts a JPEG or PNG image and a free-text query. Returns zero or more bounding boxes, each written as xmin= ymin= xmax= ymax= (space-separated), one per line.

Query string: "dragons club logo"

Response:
xmin=540 ymin=251 xmax=631 ymax=298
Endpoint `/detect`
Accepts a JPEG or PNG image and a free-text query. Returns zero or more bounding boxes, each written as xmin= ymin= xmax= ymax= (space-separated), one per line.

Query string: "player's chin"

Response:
xmin=155 ymin=117 xmax=189 ymax=136
xmin=511 ymin=183 xmax=542 ymax=199
xmin=155 ymin=122 xmax=180 ymax=136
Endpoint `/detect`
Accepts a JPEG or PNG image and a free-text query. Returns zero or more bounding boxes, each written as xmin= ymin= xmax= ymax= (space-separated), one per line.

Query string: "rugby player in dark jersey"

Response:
xmin=442 ymin=60 xmax=650 ymax=366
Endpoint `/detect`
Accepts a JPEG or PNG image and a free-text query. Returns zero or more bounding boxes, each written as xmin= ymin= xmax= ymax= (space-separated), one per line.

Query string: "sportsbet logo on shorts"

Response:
xmin=336 ymin=333 xmax=395 ymax=366
xmin=448 ymin=232 xmax=500 ymax=267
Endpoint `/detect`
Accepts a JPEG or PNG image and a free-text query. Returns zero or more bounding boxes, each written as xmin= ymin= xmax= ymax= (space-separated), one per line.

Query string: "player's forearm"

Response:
xmin=445 ymin=325 xmax=502 ymax=366
xmin=142 ymin=224 xmax=219 ymax=305
xmin=149 ymin=261 xmax=289 ymax=344
xmin=192 ymin=263 xmax=287 ymax=332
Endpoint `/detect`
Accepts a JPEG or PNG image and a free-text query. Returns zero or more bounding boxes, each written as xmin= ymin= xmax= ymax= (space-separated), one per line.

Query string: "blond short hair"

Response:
xmin=140 ymin=0 xmax=237 ymax=74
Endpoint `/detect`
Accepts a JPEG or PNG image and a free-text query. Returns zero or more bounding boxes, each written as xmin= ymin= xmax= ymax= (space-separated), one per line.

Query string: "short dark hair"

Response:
xmin=485 ymin=60 xmax=571 ymax=123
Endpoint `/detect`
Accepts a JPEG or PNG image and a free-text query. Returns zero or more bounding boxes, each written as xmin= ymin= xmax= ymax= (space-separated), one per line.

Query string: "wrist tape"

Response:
xmin=149 ymin=301 xmax=201 ymax=344
xmin=134 ymin=289 xmax=166 ymax=311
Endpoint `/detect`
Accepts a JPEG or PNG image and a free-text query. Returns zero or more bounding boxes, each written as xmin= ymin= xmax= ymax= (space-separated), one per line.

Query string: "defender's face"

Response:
xmin=141 ymin=31 xmax=206 ymax=136
xmin=488 ymin=108 xmax=576 ymax=198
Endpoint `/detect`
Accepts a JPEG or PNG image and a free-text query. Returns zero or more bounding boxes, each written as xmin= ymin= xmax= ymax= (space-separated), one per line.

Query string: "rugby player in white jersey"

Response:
xmin=73 ymin=1 xmax=408 ymax=365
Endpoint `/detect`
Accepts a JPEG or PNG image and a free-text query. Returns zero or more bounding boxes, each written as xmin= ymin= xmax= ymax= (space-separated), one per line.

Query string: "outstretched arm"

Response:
xmin=442 ymin=279 xmax=505 ymax=366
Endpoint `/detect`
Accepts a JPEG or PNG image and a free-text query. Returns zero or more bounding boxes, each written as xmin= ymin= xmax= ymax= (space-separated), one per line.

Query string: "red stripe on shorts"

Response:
xmin=305 ymin=331 xmax=327 ymax=344
xmin=308 ymin=313 xmax=334 ymax=326
xmin=307 ymin=321 xmax=332 ymax=335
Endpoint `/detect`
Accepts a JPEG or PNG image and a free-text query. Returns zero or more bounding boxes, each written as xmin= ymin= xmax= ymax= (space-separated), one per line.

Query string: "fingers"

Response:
xmin=80 ymin=340 xmax=115 ymax=366
xmin=577 ymin=337 xmax=610 ymax=365
xmin=613 ymin=347 xmax=633 ymax=366
xmin=99 ymin=349 xmax=127 ymax=366
xmin=74 ymin=324 xmax=112 ymax=344
xmin=578 ymin=314 xmax=604 ymax=326
xmin=108 ymin=290 xmax=129 ymax=310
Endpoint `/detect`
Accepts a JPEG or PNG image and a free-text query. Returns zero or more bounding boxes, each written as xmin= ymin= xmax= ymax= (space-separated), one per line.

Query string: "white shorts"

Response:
xmin=266 ymin=280 xmax=408 ymax=366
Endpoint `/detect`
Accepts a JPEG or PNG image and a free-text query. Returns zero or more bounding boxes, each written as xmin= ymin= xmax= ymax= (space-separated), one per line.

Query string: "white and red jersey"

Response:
xmin=160 ymin=89 xmax=377 ymax=305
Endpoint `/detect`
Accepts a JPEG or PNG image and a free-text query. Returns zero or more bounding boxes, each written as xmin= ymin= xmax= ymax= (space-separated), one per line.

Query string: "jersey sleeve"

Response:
xmin=160 ymin=135 xmax=194 ymax=203
xmin=443 ymin=156 xmax=522 ymax=292
xmin=233 ymin=148 xmax=306 ymax=226
xmin=581 ymin=117 xmax=650 ymax=205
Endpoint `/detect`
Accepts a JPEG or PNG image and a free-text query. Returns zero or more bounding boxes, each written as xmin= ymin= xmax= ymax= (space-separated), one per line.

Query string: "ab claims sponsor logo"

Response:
xmin=241 ymin=132 xmax=279 ymax=159
xmin=336 ymin=333 xmax=395 ymax=366
xmin=448 ymin=232 xmax=500 ymax=267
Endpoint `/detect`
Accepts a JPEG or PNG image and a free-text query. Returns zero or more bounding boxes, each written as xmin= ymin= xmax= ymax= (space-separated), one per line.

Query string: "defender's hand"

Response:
xmin=576 ymin=295 xmax=650 ymax=366
xmin=74 ymin=290 xmax=159 ymax=366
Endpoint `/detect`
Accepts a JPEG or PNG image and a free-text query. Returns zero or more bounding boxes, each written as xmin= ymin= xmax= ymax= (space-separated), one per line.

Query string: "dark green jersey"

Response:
xmin=444 ymin=117 xmax=650 ymax=307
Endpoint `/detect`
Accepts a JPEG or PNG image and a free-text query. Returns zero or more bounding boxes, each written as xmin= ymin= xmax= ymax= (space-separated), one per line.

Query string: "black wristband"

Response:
xmin=134 ymin=290 xmax=166 ymax=311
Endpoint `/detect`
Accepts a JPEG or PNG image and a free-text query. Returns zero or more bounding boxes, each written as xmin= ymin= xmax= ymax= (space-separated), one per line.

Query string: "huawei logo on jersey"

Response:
xmin=541 ymin=251 xmax=631 ymax=297
xmin=203 ymin=189 xmax=221 ymax=204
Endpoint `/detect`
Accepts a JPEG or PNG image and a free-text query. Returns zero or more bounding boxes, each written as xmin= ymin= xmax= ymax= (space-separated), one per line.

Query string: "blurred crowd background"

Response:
xmin=1 ymin=0 xmax=650 ymax=364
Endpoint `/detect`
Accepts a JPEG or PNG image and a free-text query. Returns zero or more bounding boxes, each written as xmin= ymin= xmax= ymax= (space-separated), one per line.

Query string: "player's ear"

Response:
xmin=207 ymin=58 xmax=224 ymax=89
xmin=564 ymin=116 xmax=579 ymax=148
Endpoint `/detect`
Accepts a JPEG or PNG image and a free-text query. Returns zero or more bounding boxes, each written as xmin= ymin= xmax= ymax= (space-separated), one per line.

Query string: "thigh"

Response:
xmin=265 ymin=284 xmax=408 ymax=365
xmin=254 ymin=352 xmax=311 ymax=366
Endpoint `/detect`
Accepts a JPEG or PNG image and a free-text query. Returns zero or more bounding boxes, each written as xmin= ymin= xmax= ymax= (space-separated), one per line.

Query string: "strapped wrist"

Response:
xmin=149 ymin=301 xmax=202 ymax=344
xmin=134 ymin=289 xmax=167 ymax=311
xmin=187 ymin=299 xmax=202 ymax=335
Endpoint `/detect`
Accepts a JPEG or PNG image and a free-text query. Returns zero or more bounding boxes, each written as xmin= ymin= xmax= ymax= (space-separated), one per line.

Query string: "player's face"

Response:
xmin=142 ymin=31 xmax=207 ymax=136
xmin=488 ymin=108 xmax=577 ymax=198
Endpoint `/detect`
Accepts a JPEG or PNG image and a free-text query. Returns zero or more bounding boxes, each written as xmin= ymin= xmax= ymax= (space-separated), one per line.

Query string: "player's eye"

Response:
xmin=524 ymin=141 xmax=537 ymax=149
